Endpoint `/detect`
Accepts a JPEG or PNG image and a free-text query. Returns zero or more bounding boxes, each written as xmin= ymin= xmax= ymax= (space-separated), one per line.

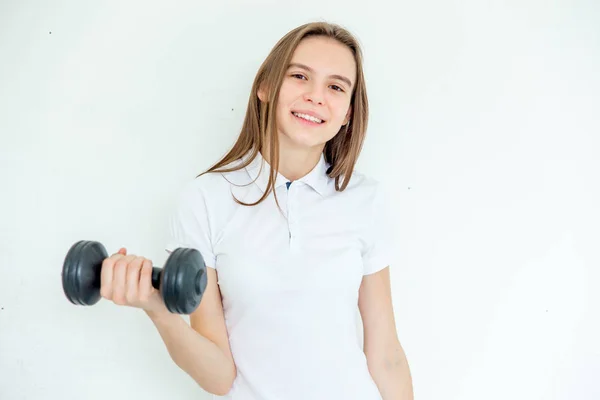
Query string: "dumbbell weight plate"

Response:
xmin=162 ymin=248 xmax=207 ymax=314
xmin=62 ymin=240 xmax=107 ymax=306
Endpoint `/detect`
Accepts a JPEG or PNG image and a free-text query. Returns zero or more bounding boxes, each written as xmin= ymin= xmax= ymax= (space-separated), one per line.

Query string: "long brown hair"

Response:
xmin=198 ymin=21 xmax=369 ymax=207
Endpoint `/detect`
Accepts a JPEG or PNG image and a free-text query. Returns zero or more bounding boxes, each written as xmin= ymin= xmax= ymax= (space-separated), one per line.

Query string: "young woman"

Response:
xmin=100 ymin=22 xmax=413 ymax=399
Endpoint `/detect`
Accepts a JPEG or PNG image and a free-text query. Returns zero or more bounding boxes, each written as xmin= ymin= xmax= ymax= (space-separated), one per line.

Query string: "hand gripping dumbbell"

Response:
xmin=61 ymin=240 xmax=207 ymax=314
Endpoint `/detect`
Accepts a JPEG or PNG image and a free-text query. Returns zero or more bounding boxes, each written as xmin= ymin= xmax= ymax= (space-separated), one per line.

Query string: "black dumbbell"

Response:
xmin=61 ymin=240 xmax=207 ymax=314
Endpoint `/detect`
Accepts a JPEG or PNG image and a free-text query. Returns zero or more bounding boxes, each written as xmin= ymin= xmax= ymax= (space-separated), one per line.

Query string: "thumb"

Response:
xmin=118 ymin=247 xmax=127 ymax=255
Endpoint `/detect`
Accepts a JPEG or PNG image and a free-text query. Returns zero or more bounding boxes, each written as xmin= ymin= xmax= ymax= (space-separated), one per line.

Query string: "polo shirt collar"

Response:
xmin=244 ymin=150 xmax=332 ymax=196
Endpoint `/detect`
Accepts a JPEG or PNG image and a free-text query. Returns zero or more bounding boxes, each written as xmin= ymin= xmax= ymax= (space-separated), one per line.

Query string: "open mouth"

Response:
xmin=291 ymin=111 xmax=325 ymax=125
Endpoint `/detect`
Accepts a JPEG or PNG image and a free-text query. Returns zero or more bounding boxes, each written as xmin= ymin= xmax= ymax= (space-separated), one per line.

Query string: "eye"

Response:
xmin=330 ymin=85 xmax=344 ymax=92
xmin=292 ymin=74 xmax=307 ymax=80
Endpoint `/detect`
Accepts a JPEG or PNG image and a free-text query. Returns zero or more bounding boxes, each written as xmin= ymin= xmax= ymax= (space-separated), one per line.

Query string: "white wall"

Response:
xmin=1 ymin=1 xmax=598 ymax=399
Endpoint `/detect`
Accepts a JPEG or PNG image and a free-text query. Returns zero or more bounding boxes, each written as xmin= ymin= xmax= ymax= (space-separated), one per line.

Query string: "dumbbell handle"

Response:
xmin=151 ymin=267 xmax=162 ymax=290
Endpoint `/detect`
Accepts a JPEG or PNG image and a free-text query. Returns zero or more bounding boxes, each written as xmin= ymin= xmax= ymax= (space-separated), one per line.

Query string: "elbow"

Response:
xmin=206 ymin=364 xmax=236 ymax=396
xmin=211 ymin=385 xmax=232 ymax=397
xmin=366 ymin=339 xmax=406 ymax=372
xmin=208 ymin=378 xmax=234 ymax=396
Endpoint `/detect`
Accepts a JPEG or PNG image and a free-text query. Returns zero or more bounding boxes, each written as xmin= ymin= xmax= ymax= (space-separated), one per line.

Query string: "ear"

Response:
xmin=257 ymin=81 xmax=268 ymax=103
xmin=343 ymin=105 xmax=352 ymax=125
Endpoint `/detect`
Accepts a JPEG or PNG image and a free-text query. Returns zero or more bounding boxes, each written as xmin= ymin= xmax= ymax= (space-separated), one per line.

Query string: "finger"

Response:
xmin=100 ymin=255 xmax=120 ymax=300
xmin=138 ymin=259 xmax=154 ymax=303
xmin=126 ymin=257 xmax=145 ymax=304
xmin=112 ymin=255 xmax=137 ymax=305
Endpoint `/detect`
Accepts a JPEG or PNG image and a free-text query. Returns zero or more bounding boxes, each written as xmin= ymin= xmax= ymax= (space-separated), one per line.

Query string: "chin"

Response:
xmin=282 ymin=129 xmax=331 ymax=149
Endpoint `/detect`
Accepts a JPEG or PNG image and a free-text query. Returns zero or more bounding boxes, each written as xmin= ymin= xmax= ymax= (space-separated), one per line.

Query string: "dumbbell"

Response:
xmin=61 ymin=240 xmax=207 ymax=314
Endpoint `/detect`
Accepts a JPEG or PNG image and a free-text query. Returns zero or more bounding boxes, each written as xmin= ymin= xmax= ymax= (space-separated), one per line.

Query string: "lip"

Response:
xmin=291 ymin=109 xmax=327 ymax=123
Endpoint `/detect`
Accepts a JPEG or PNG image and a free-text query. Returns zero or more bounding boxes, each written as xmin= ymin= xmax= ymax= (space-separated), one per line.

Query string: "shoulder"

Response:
xmin=335 ymin=167 xmax=382 ymax=201
xmin=320 ymin=168 xmax=385 ymax=222
xmin=349 ymin=168 xmax=380 ymax=190
xmin=168 ymin=160 xmax=250 ymax=239
xmin=172 ymin=158 xmax=261 ymax=230
xmin=180 ymin=158 xmax=251 ymax=200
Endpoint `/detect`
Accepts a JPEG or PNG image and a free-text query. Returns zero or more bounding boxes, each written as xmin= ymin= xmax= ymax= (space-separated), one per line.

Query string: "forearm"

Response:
xmin=367 ymin=342 xmax=414 ymax=400
xmin=146 ymin=310 xmax=235 ymax=396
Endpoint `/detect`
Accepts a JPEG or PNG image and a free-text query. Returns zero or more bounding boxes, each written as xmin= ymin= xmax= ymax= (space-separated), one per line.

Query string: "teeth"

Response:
xmin=293 ymin=112 xmax=322 ymax=123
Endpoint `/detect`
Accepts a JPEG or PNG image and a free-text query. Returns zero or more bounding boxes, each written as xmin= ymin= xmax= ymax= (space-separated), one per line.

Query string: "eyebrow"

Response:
xmin=288 ymin=63 xmax=353 ymax=89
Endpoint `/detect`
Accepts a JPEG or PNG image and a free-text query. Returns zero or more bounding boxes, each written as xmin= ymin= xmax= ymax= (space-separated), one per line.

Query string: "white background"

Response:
xmin=1 ymin=1 xmax=599 ymax=399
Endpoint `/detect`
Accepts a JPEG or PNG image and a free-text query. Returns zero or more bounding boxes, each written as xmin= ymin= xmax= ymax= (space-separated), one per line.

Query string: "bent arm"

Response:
xmin=146 ymin=267 xmax=236 ymax=396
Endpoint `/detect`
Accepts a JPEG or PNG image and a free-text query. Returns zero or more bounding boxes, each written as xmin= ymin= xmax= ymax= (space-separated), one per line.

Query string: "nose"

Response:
xmin=303 ymin=84 xmax=324 ymax=105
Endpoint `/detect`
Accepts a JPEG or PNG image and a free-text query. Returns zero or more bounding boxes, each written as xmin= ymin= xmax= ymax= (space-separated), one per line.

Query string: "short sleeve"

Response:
xmin=165 ymin=179 xmax=217 ymax=269
xmin=362 ymin=181 xmax=395 ymax=275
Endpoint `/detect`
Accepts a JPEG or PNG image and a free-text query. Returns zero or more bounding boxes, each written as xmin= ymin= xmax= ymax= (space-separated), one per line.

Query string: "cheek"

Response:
xmin=276 ymin=88 xmax=295 ymax=116
xmin=329 ymin=97 xmax=350 ymax=121
xmin=278 ymin=80 xmax=301 ymax=103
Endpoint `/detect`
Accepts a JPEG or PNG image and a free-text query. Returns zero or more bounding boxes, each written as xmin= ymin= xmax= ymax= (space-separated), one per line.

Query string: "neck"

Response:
xmin=261 ymin=141 xmax=323 ymax=182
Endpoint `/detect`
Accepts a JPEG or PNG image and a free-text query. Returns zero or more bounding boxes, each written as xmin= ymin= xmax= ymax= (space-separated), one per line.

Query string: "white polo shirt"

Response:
xmin=165 ymin=150 xmax=393 ymax=399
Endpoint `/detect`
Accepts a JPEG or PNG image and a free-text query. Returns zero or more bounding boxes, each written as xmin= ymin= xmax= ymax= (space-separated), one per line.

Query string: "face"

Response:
xmin=259 ymin=36 xmax=356 ymax=153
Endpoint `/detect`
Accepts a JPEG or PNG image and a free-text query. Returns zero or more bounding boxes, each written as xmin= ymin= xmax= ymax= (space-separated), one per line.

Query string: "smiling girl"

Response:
xmin=100 ymin=21 xmax=413 ymax=399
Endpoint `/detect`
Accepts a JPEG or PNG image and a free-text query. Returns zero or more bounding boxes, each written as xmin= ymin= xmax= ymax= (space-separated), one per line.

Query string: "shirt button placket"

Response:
xmin=286 ymin=181 xmax=295 ymax=250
